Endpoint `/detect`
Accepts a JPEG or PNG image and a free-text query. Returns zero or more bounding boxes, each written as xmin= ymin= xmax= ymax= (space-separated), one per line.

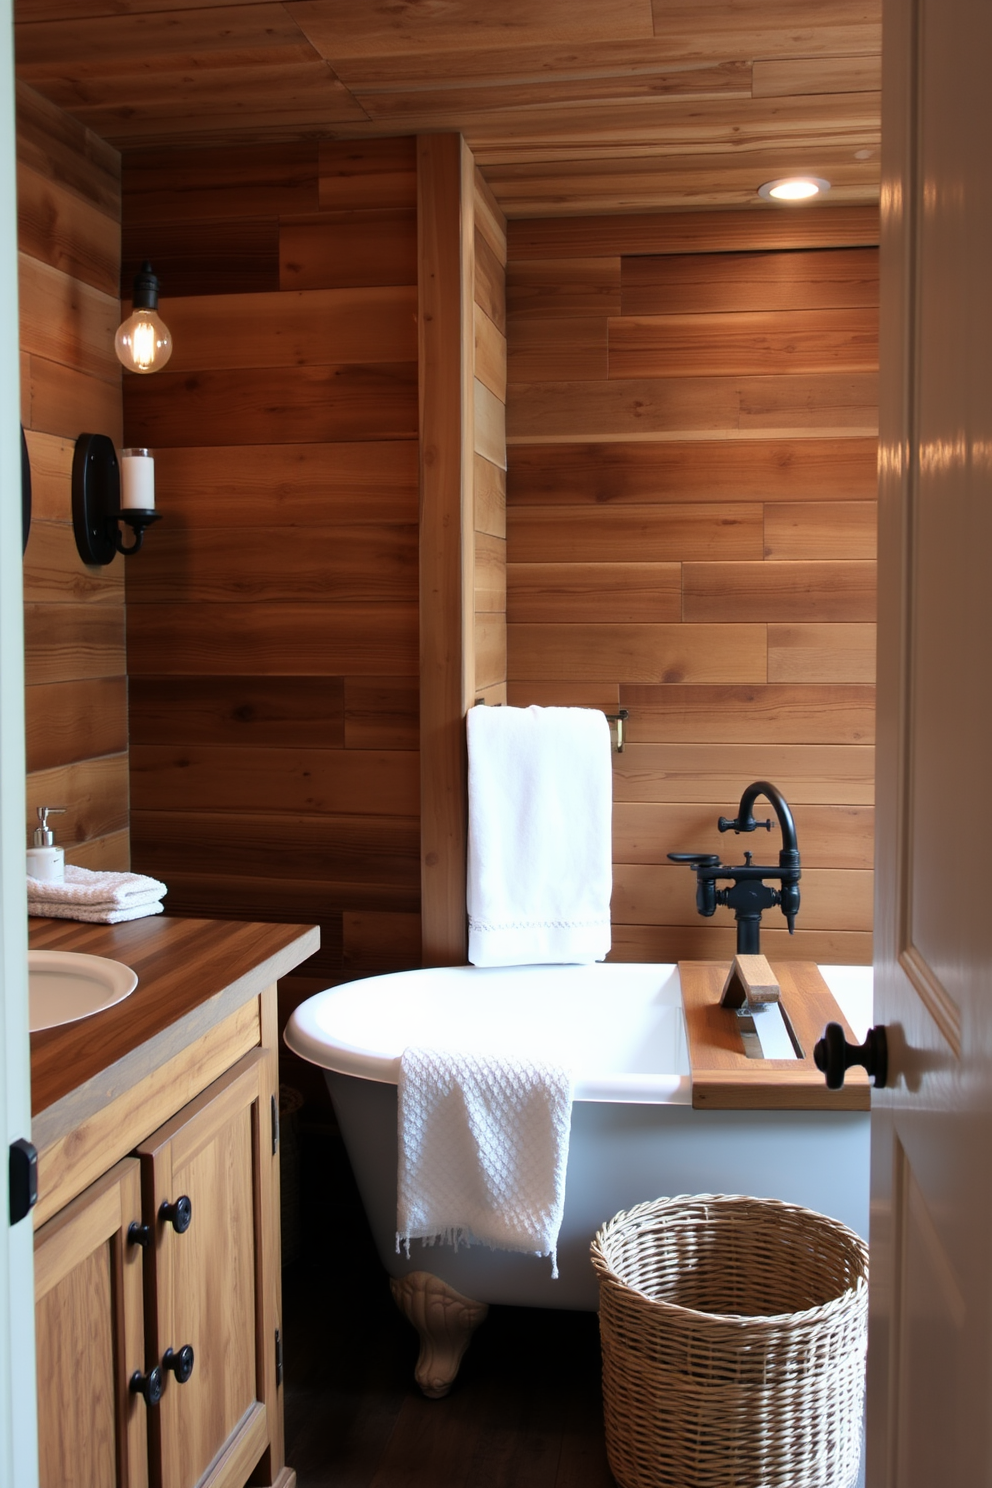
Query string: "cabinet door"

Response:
xmin=34 ymin=1157 xmax=149 ymax=1488
xmin=139 ymin=1050 xmax=270 ymax=1488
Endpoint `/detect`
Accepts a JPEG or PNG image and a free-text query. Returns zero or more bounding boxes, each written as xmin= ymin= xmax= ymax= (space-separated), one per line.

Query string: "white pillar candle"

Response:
xmin=120 ymin=448 xmax=155 ymax=509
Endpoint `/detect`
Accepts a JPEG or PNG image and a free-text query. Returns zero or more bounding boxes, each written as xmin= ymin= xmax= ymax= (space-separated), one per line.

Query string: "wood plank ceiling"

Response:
xmin=13 ymin=0 xmax=881 ymax=217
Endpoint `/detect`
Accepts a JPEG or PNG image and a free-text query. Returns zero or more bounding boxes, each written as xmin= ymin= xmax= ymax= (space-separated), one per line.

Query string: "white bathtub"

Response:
xmin=285 ymin=962 xmax=871 ymax=1311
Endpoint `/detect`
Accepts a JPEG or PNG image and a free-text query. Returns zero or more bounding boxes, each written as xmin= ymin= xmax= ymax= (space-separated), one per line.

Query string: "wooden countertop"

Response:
xmin=29 ymin=914 xmax=319 ymax=1120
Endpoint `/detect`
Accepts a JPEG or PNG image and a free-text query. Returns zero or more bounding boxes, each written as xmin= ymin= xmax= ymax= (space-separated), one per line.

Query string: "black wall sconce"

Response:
xmin=72 ymin=434 xmax=161 ymax=563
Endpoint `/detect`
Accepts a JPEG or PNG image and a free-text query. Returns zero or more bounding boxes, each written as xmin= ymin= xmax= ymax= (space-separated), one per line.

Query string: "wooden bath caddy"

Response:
xmin=678 ymin=959 xmax=870 ymax=1112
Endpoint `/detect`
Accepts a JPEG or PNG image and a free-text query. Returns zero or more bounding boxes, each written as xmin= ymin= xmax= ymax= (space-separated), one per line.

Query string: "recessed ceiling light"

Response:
xmin=757 ymin=176 xmax=832 ymax=202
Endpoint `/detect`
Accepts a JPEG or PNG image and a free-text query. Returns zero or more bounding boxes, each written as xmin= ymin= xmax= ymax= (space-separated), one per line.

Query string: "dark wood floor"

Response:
xmin=281 ymin=1125 xmax=617 ymax=1488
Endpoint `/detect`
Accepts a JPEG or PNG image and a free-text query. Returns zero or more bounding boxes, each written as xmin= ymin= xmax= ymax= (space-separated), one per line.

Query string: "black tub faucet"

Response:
xmin=667 ymin=781 xmax=801 ymax=955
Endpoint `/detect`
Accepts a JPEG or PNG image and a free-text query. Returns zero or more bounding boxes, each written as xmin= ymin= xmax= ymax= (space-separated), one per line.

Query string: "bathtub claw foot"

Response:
xmin=390 ymin=1271 xmax=489 ymax=1398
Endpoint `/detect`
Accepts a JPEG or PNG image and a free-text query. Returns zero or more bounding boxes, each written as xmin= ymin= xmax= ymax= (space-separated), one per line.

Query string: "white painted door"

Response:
xmin=0 ymin=3 xmax=39 ymax=1481
xmin=867 ymin=0 xmax=992 ymax=1482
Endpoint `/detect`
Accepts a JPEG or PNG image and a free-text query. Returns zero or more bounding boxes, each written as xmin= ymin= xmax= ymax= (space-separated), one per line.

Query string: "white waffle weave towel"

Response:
xmin=397 ymin=1046 xmax=574 ymax=1277
xmin=28 ymin=864 xmax=167 ymax=923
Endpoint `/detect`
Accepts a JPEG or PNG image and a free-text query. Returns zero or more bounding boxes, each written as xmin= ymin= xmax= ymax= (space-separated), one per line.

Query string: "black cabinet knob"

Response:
xmin=127 ymin=1220 xmax=151 ymax=1248
xmin=814 ymin=1022 xmax=888 ymax=1090
xmin=163 ymin=1345 xmax=195 ymax=1384
xmin=130 ymin=1366 xmax=163 ymax=1406
xmin=160 ymin=1195 xmax=192 ymax=1233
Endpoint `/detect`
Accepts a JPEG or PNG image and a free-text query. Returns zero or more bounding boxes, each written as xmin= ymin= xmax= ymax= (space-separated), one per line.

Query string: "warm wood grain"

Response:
xmin=474 ymin=615 xmax=507 ymax=693
xmin=617 ymin=683 xmax=875 ymax=744
xmin=16 ymin=81 xmax=119 ymax=217
xmin=27 ymin=752 xmax=129 ymax=849
xmin=508 ymin=316 xmax=608 ymax=383
xmin=18 ymin=250 xmax=120 ymax=380
xmin=767 ymin=622 xmax=877 ymax=683
xmin=507 ymin=207 xmax=880 ymax=261
xmin=738 ymin=371 xmax=878 ymax=432
xmin=682 ymin=559 xmax=877 ymax=622
xmin=473 ymin=166 xmax=507 ymax=266
xmin=126 ymin=602 xmax=418 ymax=677
xmin=752 ymin=54 xmax=883 ymax=98
xmin=508 ymin=503 xmax=762 ymax=563
xmin=123 ymin=361 xmax=418 ymax=446
xmin=507 ymin=258 xmax=621 ymax=320
xmin=127 ymin=523 xmax=418 ymax=605
xmin=507 ymin=623 xmax=767 ymax=684
xmin=160 ymin=872 xmax=417 ymax=920
xmin=22 ymin=520 xmax=123 ymax=605
xmin=612 ymin=742 xmax=875 ymax=804
xmin=131 ymin=810 xmax=420 ymax=887
xmin=613 ymin=801 xmax=875 ymax=869
xmin=130 ymin=744 xmax=419 ymax=818
xmin=610 ymin=923 xmax=873 ymax=966
xmin=342 ymin=910 xmax=422 ymax=974
xmin=620 ymin=247 xmax=879 ymax=316
xmin=66 ymin=830 xmax=130 ymax=872
xmin=25 ymin=353 xmax=122 ymax=443
xmin=418 ymin=133 xmax=471 ymax=966
xmin=29 ymin=916 xmax=315 ymax=1120
xmin=474 ymin=532 xmax=507 ymax=614
xmin=507 ymin=562 xmax=680 ymax=623
xmin=161 ymin=284 xmax=418 ymax=373
xmin=474 ymin=375 xmax=506 ymax=469
xmin=280 ymin=208 xmax=416 ymax=291
xmin=608 ymin=306 xmax=879 ymax=379
xmin=318 ymin=136 xmax=417 ymax=211
xmin=124 ymin=216 xmax=280 ymax=298
xmin=474 ymin=303 xmax=507 ymax=400
xmin=17 ymin=162 xmax=119 ymax=297
xmin=764 ymin=501 xmax=877 ymax=560
xmin=474 ymin=227 xmax=506 ymax=334
xmin=151 ymin=440 xmax=419 ymax=526
xmin=474 ymin=455 xmax=506 ymax=540
xmin=615 ymin=864 xmax=873 ymax=932
xmin=34 ymin=1163 xmax=139 ymax=1488
xmin=344 ymin=675 xmax=419 ymax=750
xmin=26 ymin=676 xmax=127 ymax=773
xmin=507 ymin=437 xmax=879 ymax=504
xmin=506 ymin=374 xmax=741 ymax=442
xmin=24 ymin=602 xmax=125 ymax=684
xmin=21 ymin=429 xmax=74 ymax=521
xmin=294 ymin=0 xmax=655 ymax=55
xmin=123 ymin=141 xmax=318 ymax=224
xmin=678 ymin=960 xmax=870 ymax=1110
xmin=128 ymin=675 xmax=345 ymax=749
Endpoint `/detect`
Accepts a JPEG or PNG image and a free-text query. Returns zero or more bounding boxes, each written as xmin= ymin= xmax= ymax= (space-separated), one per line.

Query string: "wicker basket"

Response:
xmin=591 ymin=1194 xmax=868 ymax=1488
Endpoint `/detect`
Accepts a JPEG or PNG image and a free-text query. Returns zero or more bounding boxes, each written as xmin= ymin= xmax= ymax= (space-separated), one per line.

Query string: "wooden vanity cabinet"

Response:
xmin=34 ymin=1158 xmax=149 ymax=1488
xmin=35 ymin=1050 xmax=286 ymax=1488
xmin=139 ymin=1051 xmax=275 ymax=1488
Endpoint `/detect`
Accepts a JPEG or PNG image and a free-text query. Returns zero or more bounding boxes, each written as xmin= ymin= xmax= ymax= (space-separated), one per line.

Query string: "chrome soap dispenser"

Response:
xmin=27 ymin=806 xmax=66 ymax=883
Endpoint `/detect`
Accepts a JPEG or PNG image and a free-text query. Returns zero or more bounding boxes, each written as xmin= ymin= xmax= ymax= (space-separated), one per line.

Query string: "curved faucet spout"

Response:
xmin=720 ymin=780 xmax=799 ymax=857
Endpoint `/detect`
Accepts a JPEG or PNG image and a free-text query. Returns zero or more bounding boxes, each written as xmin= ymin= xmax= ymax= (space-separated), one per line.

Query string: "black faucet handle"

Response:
xmin=667 ymin=853 xmax=721 ymax=866
xmin=718 ymin=815 xmax=773 ymax=834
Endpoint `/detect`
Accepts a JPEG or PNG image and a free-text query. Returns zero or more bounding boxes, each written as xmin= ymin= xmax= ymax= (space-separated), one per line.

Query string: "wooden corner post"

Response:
xmin=418 ymin=133 xmax=475 ymax=966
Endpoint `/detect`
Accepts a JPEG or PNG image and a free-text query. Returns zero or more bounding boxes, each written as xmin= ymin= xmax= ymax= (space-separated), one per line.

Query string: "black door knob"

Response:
xmin=814 ymin=1022 xmax=888 ymax=1090
xmin=163 ymin=1345 xmax=195 ymax=1384
xmin=127 ymin=1220 xmax=151 ymax=1248
xmin=160 ymin=1195 xmax=192 ymax=1233
xmin=130 ymin=1365 xmax=163 ymax=1406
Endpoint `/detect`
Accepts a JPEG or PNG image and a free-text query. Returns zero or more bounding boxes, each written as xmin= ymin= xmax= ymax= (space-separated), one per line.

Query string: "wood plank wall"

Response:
xmin=505 ymin=206 xmax=879 ymax=966
xmin=473 ymin=170 xmax=508 ymax=706
xmin=122 ymin=137 xmax=421 ymax=982
xmin=17 ymin=84 xmax=129 ymax=871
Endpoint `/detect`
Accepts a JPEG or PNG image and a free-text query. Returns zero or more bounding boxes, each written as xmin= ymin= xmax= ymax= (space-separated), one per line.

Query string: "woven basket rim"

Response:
xmin=592 ymin=1192 xmax=868 ymax=1325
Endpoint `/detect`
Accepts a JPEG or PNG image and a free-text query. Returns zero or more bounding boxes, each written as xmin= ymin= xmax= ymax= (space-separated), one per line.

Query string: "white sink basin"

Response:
xmin=28 ymin=950 xmax=138 ymax=1032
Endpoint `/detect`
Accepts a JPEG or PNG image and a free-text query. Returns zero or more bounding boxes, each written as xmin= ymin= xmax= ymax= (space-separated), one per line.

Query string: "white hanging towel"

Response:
xmin=467 ymin=704 xmax=612 ymax=966
xmin=397 ymin=1046 xmax=574 ymax=1277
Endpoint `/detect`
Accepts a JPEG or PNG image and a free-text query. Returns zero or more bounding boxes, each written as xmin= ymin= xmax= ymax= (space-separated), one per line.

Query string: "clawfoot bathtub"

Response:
xmin=285 ymin=961 xmax=871 ymax=1394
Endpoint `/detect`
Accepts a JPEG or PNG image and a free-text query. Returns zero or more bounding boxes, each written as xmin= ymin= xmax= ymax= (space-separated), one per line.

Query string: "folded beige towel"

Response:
xmin=28 ymin=864 xmax=167 ymax=923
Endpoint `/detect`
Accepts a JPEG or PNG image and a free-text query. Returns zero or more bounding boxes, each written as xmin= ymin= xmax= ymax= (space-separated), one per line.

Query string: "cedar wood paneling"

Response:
xmin=18 ymin=84 xmax=129 ymax=870
xmin=505 ymin=211 xmax=879 ymax=963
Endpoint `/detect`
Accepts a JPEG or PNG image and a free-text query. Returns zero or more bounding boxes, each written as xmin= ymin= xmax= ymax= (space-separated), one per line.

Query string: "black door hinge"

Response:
xmin=275 ymin=1328 xmax=284 ymax=1388
xmin=9 ymin=1138 xmax=37 ymax=1225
